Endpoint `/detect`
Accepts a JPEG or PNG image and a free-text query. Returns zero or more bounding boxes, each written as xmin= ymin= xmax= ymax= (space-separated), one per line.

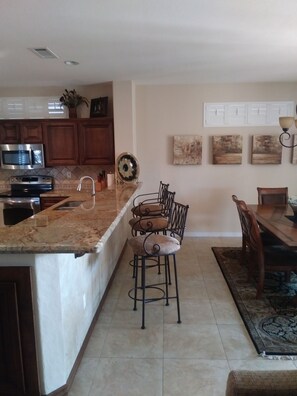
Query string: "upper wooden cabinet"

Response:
xmin=0 ymin=118 xmax=115 ymax=166
xmin=0 ymin=120 xmax=43 ymax=143
xmin=43 ymin=118 xmax=114 ymax=166
xmin=43 ymin=121 xmax=79 ymax=166
xmin=79 ymin=118 xmax=115 ymax=165
xmin=0 ymin=121 xmax=21 ymax=143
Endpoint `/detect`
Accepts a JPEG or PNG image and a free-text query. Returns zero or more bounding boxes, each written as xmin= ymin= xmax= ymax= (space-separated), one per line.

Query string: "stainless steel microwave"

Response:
xmin=0 ymin=144 xmax=45 ymax=169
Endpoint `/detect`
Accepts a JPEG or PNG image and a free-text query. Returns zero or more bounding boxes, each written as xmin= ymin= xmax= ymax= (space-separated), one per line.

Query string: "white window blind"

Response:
xmin=0 ymin=97 xmax=66 ymax=119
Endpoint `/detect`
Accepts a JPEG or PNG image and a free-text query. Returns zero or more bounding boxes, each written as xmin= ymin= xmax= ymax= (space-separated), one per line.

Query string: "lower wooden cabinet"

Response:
xmin=40 ymin=196 xmax=68 ymax=211
xmin=0 ymin=267 xmax=40 ymax=395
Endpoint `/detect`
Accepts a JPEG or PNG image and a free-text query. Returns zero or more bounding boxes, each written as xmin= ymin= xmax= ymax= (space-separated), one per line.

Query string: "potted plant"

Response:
xmin=59 ymin=89 xmax=89 ymax=118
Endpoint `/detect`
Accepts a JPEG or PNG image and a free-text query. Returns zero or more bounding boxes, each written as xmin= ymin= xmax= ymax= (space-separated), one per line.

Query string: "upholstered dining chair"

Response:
xmin=128 ymin=201 xmax=189 ymax=329
xmin=232 ymin=195 xmax=281 ymax=267
xmin=257 ymin=187 xmax=288 ymax=205
xmin=131 ymin=181 xmax=169 ymax=217
xmin=239 ymin=200 xmax=297 ymax=299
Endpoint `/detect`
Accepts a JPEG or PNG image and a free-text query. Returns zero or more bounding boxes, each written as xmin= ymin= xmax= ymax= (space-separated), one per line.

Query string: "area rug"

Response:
xmin=212 ymin=247 xmax=297 ymax=358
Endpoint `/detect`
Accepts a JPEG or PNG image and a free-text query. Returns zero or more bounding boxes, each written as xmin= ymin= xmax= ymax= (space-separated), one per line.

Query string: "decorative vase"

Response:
xmin=68 ymin=107 xmax=77 ymax=119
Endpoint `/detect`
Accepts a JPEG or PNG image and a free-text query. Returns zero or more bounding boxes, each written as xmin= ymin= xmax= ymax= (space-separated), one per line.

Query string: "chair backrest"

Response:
xmin=161 ymin=190 xmax=176 ymax=217
xmin=167 ymin=201 xmax=189 ymax=244
xmin=240 ymin=206 xmax=263 ymax=255
xmin=232 ymin=194 xmax=249 ymax=241
xmin=159 ymin=181 xmax=169 ymax=202
xmin=257 ymin=187 xmax=288 ymax=205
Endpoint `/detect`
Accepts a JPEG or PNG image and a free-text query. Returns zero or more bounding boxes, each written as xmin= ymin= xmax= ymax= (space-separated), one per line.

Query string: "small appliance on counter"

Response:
xmin=0 ymin=175 xmax=53 ymax=226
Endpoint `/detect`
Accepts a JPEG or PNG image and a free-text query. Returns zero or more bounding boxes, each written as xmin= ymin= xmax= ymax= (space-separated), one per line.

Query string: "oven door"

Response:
xmin=0 ymin=197 xmax=40 ymax=226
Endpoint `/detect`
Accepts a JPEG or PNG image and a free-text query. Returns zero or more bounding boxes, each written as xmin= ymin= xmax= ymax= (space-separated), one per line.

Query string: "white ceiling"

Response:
xmin=1 ymin=0 xmax=297 ymax=88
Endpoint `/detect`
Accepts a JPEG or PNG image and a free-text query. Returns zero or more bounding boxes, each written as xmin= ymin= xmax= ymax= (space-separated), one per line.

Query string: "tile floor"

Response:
xmin=69 ymin=237 xmax=297 ymax=396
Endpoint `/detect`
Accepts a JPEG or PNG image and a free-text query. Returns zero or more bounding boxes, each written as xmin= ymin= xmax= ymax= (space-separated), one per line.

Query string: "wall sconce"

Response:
xmin=279 ymin=116 xmax=297 ymax=148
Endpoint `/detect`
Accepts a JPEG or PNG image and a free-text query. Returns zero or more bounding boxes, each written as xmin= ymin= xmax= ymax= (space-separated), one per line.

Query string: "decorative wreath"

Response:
xmin=116 ymin=152 xmax=139 ymax=183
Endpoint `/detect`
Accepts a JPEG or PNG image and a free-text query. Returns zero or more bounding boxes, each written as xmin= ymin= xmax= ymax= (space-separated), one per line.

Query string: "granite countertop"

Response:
xmin=0 ymin=183 xmax=140 ymax=255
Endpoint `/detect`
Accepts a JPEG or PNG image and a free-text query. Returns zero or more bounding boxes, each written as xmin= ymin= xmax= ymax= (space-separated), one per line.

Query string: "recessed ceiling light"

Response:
xmin=64 ymin=60 xmax=80 ymax=66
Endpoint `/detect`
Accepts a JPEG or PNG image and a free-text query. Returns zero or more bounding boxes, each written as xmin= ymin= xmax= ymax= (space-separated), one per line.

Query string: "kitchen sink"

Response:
xmin=54 ymin=201 xmax=85 ymax=210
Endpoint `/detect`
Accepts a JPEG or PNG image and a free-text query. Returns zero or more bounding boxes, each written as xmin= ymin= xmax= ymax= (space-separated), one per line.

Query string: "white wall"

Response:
xmin=133 ymin=82 xmax=297 ymax=236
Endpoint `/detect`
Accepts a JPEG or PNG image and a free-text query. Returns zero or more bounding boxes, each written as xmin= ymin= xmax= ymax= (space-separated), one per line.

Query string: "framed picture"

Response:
xmin=292 ymin=135 xmax=297 ymax=164
xmin=173 ymin=135 xmax=202 ymax=165
xmin=212 ymin=135 xmax=242 ymax=164
xmin=251 ymin=135 xmax=282 ymax=164
xmin=90 ymin=96 xmax=108 ymax=117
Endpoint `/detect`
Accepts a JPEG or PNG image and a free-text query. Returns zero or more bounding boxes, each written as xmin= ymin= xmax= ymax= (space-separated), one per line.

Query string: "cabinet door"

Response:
xmin=21 ymin=121 xmax=43 ymax=143
xmin=0 ymin=121 xmax=20 ymax=143
xmin=0 ymin=267 xmax=40 ymax=395
xmin=79 ymin=119 xmax=115 ymax=165
xmin=43 ymin=121 xmax=79 ymax=165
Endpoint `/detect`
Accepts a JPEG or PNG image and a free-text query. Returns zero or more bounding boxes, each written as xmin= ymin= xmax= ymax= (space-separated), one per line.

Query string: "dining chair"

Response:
xmin=128 ymin=201 xmax=189 ymax=329
xmin=232 ymin=195 xmax=280 ymax=266
xmin=240 ymin=201 xmax=297 ymax=299
xmin=257 ymin=187 xmax=288 ymax=205
xmin=131 ymin=181 xmax=169 ymax=217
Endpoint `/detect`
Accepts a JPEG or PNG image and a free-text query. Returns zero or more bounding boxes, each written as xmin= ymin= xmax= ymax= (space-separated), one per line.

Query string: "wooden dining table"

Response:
xmin=248 ymin=204 xmax=297 ymax=248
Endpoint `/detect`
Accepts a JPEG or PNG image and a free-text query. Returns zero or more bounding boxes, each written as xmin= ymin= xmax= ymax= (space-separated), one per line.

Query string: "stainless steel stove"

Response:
xmin=0 ymin=175 xmax=53 ymax=226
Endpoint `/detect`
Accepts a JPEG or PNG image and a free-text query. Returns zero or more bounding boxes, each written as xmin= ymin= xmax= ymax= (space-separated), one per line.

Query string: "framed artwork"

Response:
xmin=212 ymin=135 xmax=242 ymax=164
xmin=251 ymin=135 xmax=282 ymax=164
xmin=90 ymin=96 xmax=108 ymax=117
xmin=173 ymin=135 xmax=202 ymax=165
xmin=292 ymin=135 xmax=297 ymax=164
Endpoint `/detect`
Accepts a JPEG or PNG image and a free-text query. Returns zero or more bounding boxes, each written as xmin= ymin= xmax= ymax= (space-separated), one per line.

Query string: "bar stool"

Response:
xmin=128 ymin=201 xmax=189 ymax=329
xmin=131 ymin=181 xmax=169 ymax=217
xmin=129 ymin=190 xmax=176 ymax=278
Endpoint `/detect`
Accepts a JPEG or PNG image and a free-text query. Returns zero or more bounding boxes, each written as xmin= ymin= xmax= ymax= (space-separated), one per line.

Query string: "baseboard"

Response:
xmin=184 ymin=231 xmax=241 ymax=237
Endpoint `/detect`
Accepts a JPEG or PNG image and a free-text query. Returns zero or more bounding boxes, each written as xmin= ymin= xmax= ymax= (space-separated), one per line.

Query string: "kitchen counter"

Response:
xmin=0 ymin=183 xmax=140 ymax=255
xmin=0 ymin=181 xmax=141 ymax=395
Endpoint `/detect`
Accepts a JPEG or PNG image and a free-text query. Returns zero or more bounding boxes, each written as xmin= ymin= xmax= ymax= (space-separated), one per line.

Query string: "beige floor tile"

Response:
xmin=164 ymin=323 xmax=226 ymax=359
xmin=211 ymin=300 xmax=243 ymax=324
xmin=164 ymin=299 xmax=216 ymax=325
xmin=68 ymin=358 xmax=99 ymax=396
xmin=69 ymin=237 xmax=296 ymax=395
xmin=100 ymin=325 xmax=163 ymax=358
xmin=164 ymin=359 xmax=230 ymax=396
xmin=218 ymin=323 xmax=257 ymax=360
xmin=89 ymin=358 xmax=163 ymax=396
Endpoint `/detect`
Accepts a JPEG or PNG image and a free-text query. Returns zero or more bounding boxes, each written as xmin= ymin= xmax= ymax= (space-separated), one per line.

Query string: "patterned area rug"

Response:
xmin=212 ymin=247 xmax=297 ymax=357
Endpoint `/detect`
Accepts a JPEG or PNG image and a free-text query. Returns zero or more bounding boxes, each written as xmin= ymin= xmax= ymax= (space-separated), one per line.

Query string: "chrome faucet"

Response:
xmin=77 ymin=176 xmax=96 ymax=196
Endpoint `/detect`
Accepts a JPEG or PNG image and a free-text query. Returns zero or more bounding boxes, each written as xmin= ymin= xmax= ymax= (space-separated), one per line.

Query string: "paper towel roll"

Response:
xmin=107 ymin=173 xmax=115 ymax=187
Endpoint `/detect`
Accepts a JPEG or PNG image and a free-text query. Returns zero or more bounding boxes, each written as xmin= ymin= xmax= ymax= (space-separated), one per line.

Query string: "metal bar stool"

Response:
xmin=129 ymin=190 xmax=176 ymax=279
xmin=128 ymin=201 xmax=189 ymax=329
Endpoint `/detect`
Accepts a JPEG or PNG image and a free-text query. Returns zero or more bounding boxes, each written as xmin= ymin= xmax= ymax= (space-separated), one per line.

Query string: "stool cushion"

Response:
xmin=129 ymin=216 xmax=169 ymax=232
xmin=225 ymin=370 xmax=297 ymax=396
xmin=129 ymin=234 xmax=180 ymax=256
xmin=132 ymin=203 xmax=163 ymax=217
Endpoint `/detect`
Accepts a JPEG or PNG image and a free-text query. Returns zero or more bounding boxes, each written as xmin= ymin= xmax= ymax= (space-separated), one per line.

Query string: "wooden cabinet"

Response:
xmin=20 ymin=121 xmax=43 ymax=143
xmin=43 ymin=121 xmax=79 ymax=166
xmin=0 ymin=118 xmax=115 ymax=166
xmin=40 ymin=196 xmax=68 ymax=211
xmin=43 ymin=118 xmax=114 ymax=166
xmin=79 ymin=118 xmax=114 ymax=165
xmin=0 ymin=121 xmax=20 ymax=143
xmin=0 ymin=120 xmax=43 ymax=143
xmin=0 ymin=267 xmax=40 ymax=395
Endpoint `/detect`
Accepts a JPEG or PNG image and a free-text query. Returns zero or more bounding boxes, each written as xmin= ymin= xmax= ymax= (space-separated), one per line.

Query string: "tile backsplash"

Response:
xmin=0 ymin=165 xmax=115 ymax=190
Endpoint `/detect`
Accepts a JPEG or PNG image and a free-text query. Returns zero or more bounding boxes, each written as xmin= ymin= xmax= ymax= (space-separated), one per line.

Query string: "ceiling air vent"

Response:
xmin=30 ymin=48 xmax=59 ymax=59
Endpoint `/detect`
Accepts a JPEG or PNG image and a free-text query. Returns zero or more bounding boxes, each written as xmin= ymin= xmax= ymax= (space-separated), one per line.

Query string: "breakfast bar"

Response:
xmin=0 ymin=183 xmax=140 ymax=395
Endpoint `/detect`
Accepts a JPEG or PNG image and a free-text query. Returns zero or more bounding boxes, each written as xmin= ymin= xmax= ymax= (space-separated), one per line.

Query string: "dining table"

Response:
xmin=248 ymin=204 xmax=297 ymax=248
